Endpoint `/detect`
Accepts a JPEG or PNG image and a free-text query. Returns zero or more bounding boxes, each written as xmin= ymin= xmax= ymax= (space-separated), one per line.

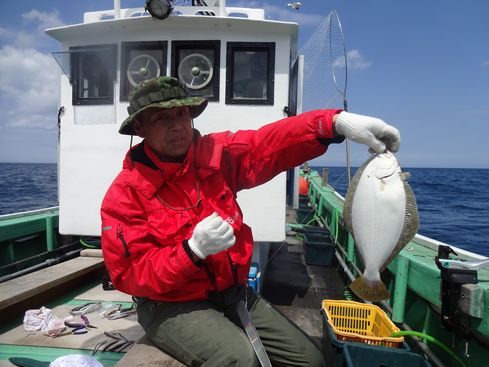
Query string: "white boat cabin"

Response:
xmin=46 ymin=0 xmax=303 ymax=242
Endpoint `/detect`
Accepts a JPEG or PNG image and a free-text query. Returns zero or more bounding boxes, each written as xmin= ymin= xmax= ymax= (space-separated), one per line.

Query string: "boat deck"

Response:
xmin=0 ymin=208 xmax=345 ymax=366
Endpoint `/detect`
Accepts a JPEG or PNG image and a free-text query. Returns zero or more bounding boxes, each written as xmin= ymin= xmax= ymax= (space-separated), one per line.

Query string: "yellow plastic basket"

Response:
xmin=322 ymin=300 xmax=404 ymax=348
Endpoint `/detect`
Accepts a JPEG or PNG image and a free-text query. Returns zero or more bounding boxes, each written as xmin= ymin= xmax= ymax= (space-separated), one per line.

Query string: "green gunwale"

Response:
xmin=0 ymin=207 xmax=59 ymax=242
xmin=303 ymin=168 xmax=489 ymax=366
xmin=0 ymin=345 xmax=121 ymax=366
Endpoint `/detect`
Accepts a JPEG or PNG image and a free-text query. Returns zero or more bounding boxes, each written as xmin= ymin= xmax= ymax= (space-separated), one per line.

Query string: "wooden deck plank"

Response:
xmin=0 ymin=303 xmax=144 ymax=350
xmin=115 ymin=337 xmax=184 ymax=367
xmin=0 ymin=257 xmax=104 ymax=311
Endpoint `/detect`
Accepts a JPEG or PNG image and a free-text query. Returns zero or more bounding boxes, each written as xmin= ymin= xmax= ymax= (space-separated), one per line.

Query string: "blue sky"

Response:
xmin=0 ymin=0 xmax=488 ymax=168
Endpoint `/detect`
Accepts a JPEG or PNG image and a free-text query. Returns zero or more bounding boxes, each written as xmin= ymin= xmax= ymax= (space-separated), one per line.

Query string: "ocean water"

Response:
xmin=312 ymin=166 xmax=489 ymax=257
xmin=0 ymin=163 xmax=488 ymax=257
xmin=0 ymin=163 xmax=58 ymax=215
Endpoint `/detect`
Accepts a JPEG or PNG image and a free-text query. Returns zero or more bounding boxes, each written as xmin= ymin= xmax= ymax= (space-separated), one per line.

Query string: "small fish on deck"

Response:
xmin=343 ymin=152 xmax=419 ymax=301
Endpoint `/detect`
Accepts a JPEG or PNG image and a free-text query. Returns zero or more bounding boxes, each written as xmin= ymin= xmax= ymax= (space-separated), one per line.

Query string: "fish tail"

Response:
xmin=350 ymin=276 xmax=390 ymax=302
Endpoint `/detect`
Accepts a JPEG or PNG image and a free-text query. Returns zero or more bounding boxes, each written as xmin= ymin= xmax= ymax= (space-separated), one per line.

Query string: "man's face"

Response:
xmin=134 ymin=107 xmax=193 ymax=162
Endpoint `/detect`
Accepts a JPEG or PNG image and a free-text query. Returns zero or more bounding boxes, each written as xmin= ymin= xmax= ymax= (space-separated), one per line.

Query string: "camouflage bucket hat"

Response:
xmin=119 ymin=76 xmax=208 ymax=135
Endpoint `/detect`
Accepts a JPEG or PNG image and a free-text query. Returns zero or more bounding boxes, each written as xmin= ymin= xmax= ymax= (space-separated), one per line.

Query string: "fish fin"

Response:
xmin=400 ymin=171 xmax=411 ymax=180
xmin=350 ymin=276 xmax=390 ymax=302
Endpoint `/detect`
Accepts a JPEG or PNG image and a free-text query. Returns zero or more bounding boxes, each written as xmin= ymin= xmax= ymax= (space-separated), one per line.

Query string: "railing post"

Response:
xmin=347 ymin=232 xmax=355 ymax=262
xmin=321 ymin=168 xmax=329 ymax=186
xmin=46 ymin=216 xmax=55 ymax=252
xmin=317 ymin=195 xmax=324 ymax=217
xmin=392 ymin=256 xmax=409 ymax=323
xmin=8 ymin=240 xmax=15 ymax=263
xmin=329 ymin=208 xmax=337 ymax=242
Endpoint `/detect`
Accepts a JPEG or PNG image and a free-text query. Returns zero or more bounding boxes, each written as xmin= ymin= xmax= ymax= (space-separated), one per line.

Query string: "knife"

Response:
xmin=236 ymin=300 xmax=272 ymax=367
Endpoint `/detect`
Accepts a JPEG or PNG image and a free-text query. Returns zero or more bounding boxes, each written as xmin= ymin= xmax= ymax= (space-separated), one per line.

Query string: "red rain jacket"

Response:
xmin=101 ymin=109 xmax=341 ymax=301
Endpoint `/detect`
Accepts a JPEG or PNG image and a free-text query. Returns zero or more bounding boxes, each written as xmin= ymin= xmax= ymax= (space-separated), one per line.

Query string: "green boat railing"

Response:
xmin=302 ymin=168 xmax=489 ymax=367
xmin=0 ymin=207 xmax=82 ymax=279
xmin=0 ymin=207 xmax=59 ymax=258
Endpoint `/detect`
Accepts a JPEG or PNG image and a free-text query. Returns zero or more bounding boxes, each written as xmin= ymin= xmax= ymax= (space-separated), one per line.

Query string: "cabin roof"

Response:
xmin=45 ymin=9 xmax=298 ymax=43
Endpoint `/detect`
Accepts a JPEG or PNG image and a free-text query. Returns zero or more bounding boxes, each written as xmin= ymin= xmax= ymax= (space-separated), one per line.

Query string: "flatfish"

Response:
xmin=343 ymin=152 xmax=419 ymax=301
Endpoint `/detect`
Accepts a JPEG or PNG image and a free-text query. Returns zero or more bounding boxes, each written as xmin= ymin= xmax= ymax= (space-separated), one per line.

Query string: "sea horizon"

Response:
xmin=0 ymin=162 xmax=488 ymax=256
xmin=1 ymin=161 xmax=489 ymax=170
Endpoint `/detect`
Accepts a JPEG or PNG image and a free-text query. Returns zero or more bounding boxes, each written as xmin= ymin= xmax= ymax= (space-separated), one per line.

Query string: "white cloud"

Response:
xmin=0 ymin=45 xmax=59 ymax=130
xmin=0 ymin=9 xmax=64 ymax=131
xmin=0 ymin=9 xmax=65 ymax=49
xmin=346 ymin=49 xmax=371 ymax=71
xmin=333 ymin=50 xmax=371 ymax=71
xmin=0 ymin=27 xmax=37 ymax=48
xmin=22 ymin=9 xmax=65 ymax=31
xmin=483 ymin=60 xmax=489 ymax=68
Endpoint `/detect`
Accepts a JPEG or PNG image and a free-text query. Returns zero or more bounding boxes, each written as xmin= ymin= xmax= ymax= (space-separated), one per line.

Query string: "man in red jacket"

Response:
xmin=101 ymin=77 xmax=400 ymax=366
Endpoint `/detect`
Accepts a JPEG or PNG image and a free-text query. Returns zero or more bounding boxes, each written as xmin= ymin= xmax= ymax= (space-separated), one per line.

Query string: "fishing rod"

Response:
xmin=325 ymin=10 xmax=351 ymax=183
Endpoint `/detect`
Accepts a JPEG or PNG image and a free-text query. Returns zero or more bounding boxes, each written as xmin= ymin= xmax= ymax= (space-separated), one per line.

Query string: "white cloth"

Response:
xmin=23 ymin=306 xmax=67 ymax=336
xmin=43 ymin=317 xmax=67 ymax=337
xmin=50 ymin=355 xmax=103 ymax=367
xmin=23 ymin=307 xmax=54 ymax=332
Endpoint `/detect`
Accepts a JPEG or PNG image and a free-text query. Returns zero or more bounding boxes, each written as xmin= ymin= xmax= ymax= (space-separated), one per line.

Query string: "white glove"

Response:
xmin=334 ymin=111 xmax=401 ymax=153
xmin=188 ymin=212 xmax=236 ymax=259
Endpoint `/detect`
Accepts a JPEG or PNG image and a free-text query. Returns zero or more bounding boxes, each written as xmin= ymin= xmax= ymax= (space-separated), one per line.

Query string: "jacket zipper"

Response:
xmin=117 ymin=224 xmax=131 ymax=258
xmin=202 ymin=262 xmax=217 ymax=289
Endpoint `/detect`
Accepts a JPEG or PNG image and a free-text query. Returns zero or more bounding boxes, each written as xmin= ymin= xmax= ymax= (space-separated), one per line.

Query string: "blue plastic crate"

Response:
xmin=303 ymin=233 xmax=337 ymax=267
xmin=248 ymin=262 xmax=261 ymax=293
xmin=344 ymin=343 xmax=431 ymax=367
xmin=321 ymin=310 xmax=410 ymax=367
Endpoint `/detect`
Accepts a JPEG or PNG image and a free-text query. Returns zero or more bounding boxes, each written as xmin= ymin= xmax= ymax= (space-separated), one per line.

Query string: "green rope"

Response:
xmin=389 ymin=331 xmax=467 ymax=367
xmin=304 ymin=214 xmax=320 ymax=226
xmin=80 ymin=238 xmax=99 ymax=249
xmin=335 ymin=209 xmax=339 ymax=242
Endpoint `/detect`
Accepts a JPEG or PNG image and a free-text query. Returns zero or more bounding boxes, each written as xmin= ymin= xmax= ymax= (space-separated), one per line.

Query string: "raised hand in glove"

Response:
xmin=188 ymin=212 xmax=236 ymax=259
xmin=334 ymin=111 xmax=401 ymax=153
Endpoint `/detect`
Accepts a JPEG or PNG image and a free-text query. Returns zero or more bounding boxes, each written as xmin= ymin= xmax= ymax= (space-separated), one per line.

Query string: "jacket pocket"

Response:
xmin=116 ymin=224 xmax=131 ymax=258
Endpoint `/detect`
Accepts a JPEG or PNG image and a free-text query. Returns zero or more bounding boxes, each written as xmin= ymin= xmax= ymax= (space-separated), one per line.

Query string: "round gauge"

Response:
xmin=127 ymin=54 xmax=161 ymax=87
xmin=178 ymin=53 xmax=213 ymax=90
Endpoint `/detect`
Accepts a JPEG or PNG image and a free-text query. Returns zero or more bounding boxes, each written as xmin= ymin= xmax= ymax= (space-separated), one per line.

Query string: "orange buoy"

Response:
xmin=299 ymin=176 xmax=309 ymax=195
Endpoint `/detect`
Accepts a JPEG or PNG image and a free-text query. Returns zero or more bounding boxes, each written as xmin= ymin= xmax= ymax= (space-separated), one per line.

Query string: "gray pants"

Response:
xmin=137 ymin=292 xmax=324 ymax=367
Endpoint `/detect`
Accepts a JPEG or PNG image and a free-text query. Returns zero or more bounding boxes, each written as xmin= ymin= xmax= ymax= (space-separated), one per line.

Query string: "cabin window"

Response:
xmin=226 ymin=42 xmax=275 ymax=105
xmin=120 ymin=41 xmax=168 ymax=101
xmin=171 ymin=41 xmax=220 ymax=101
xmin=71 ymin=45 xmax=117 ymax=105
